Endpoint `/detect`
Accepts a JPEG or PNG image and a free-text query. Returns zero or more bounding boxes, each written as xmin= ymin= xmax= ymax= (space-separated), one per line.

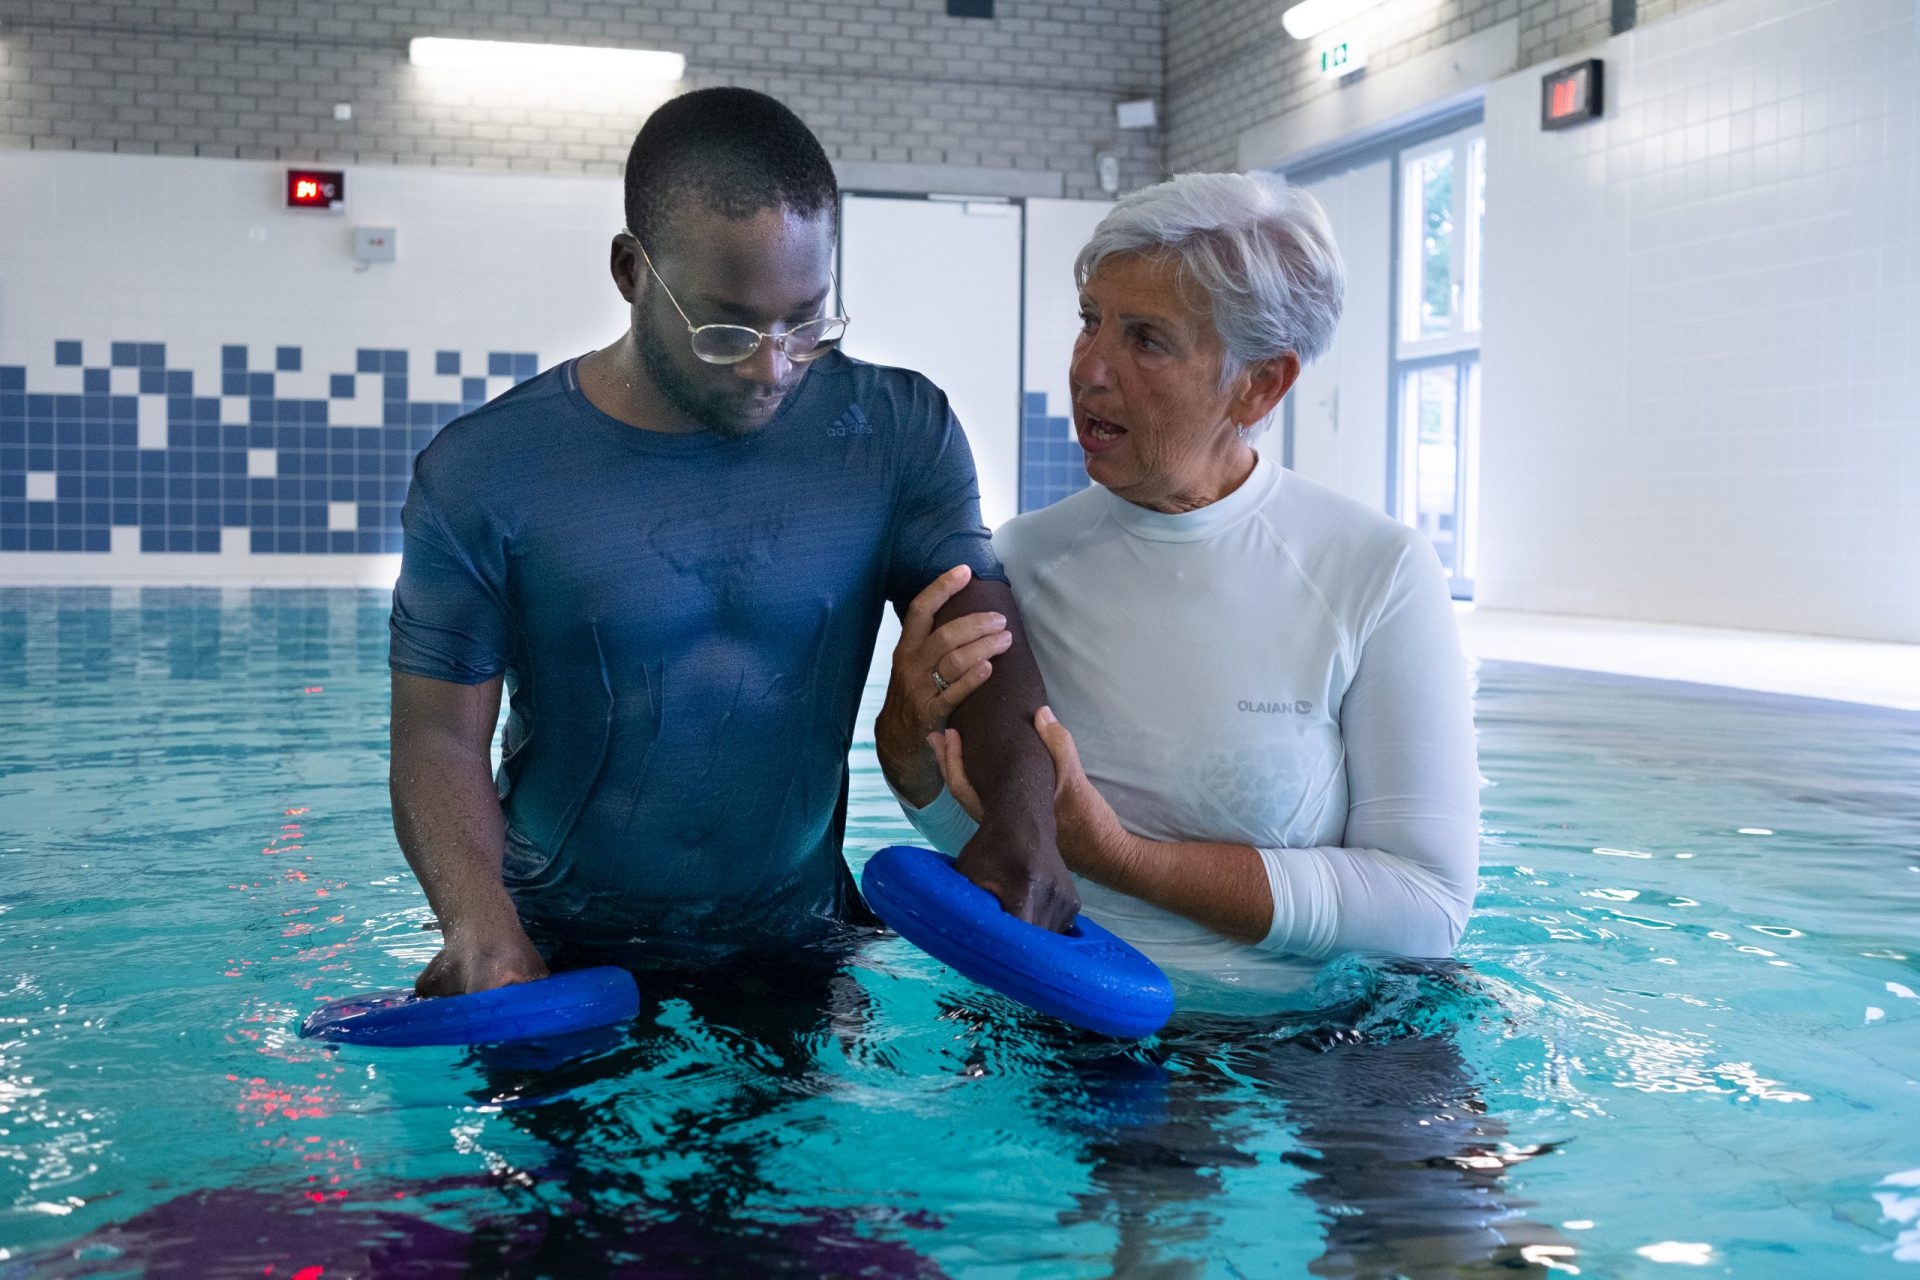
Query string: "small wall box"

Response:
xmin=354 ymin=227 xmax=397 ymax=263
xmin=287 ymin=168 xmax=345 ymax=210
xmin=1541 ymin=60 xmax=1603 ymax=130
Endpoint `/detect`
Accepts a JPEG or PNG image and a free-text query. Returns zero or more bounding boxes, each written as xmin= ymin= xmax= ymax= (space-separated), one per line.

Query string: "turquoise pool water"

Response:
xmin=1 ymin=588 xmax=1917 ymax=1278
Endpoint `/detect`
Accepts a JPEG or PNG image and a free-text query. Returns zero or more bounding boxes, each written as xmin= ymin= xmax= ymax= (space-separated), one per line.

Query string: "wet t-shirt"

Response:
xmin=389 ymin=351 xmax=1001 ymax=956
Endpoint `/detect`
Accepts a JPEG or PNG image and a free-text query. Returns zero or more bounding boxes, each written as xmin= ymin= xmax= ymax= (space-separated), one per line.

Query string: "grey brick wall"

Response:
xmin=0 ymin=0 xmax=1162 ymax=199
xmin=1165 ymin=0 xmax=1719 ymax=172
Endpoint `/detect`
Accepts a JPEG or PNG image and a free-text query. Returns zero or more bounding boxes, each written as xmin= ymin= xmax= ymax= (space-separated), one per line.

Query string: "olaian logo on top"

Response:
xmin=826 ymin=403 xmax=872 ymax=437
xmin=1239 ymin=699 xmax=1314 ymax=715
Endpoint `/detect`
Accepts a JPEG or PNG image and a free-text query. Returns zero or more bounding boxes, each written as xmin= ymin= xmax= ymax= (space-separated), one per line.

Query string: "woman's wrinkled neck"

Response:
xmin=1132 ymin=440 xmax=1257 ymax=514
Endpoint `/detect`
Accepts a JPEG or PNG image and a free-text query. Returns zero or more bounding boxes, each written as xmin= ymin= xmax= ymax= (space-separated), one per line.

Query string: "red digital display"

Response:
xmin=1550 ymin=75 xmax=1581 ymax=119
xmin=286 ymin=168 xmax=345 ymax=209
xmin=1541 ymin=59 xmax=1604 ymax=130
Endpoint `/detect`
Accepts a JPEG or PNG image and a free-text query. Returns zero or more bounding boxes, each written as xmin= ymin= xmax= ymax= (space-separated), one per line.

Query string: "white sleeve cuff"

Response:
xmin=1255 ymin=845 xmax=1340 ymax=958
xmin=888 ymin=781 xmax=981 ymax=856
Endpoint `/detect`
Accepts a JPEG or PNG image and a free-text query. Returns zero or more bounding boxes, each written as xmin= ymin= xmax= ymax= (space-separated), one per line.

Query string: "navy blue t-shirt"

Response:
xmin=389 ymin=351 xmax=1002 ymax=955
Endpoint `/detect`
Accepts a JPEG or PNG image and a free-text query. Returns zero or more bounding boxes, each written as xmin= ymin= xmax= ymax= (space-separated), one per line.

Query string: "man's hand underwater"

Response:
xmin=414 ymin=915 xmax=550 ymax=997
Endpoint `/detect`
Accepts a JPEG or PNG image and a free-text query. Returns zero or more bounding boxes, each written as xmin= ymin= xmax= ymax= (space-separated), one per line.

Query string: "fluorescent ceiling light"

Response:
xmin=1280 ymin=0 xmax=1383 ymax=40
xmin=408 ymin=37 xmax=685 ymax=80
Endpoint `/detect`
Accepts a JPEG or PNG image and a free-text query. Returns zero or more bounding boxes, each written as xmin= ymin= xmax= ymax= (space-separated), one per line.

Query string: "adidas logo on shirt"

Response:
xmin=826 ymin=404 xmax=872 ymax=437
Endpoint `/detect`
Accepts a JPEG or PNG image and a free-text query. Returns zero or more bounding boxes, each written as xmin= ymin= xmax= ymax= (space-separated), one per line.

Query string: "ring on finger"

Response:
xmin=930 ymin=667 xmax=951 ymax=693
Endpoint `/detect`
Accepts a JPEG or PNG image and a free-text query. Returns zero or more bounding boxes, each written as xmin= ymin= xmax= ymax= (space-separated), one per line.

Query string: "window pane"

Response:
xmin=1403 ymin=364 xmax=1460 ymax=575
xmin=1466 ymin=138 xmax=1486 ymax=332
xmin=1417 ymin=151 xmax=1455 ymax=338
xmin=1462 ymin=358 xmax=1481 ymax=584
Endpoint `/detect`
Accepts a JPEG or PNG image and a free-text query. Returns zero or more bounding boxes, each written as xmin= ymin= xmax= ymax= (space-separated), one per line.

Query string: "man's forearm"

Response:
xmin=390 ymin=735 xmax=517 ymax=934
xmin=935 ymin=578 xmax=1057 ymax=842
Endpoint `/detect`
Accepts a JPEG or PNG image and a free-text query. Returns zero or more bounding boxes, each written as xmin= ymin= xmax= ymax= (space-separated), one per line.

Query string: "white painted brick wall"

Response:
xmin=0 ymin=1 xmax=1163 ymax=199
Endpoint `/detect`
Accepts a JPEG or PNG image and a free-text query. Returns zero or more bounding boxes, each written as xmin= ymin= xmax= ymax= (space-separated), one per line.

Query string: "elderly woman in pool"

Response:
xmin=875 ymin=172 xmax=1479 ymax=997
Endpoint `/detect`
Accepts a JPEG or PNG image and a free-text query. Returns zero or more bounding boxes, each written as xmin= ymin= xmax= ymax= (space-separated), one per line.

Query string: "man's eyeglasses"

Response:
xmin=629 ymin=233 xmax=850 ymax=366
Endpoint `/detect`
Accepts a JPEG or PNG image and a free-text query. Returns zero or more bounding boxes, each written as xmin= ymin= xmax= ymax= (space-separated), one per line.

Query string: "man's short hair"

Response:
xmin=623 ymin=87 xmax=839 ymax=251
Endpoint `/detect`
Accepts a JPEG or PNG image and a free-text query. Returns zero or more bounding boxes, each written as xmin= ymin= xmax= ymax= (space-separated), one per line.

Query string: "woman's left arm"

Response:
xmin=1263 ymin=537 xmax=1480 ymax=958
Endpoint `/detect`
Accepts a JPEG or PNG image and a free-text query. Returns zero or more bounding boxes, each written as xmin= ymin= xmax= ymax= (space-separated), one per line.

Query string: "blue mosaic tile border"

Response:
xmin=1020 ymin=390 xmax=1089 ymax=513
xmin=0 ymin=342 xmax=538 ymax=554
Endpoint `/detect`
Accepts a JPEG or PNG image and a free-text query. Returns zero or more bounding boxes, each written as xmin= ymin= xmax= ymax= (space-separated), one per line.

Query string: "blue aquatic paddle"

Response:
xmin=861 ymin=845 xmax=1174 ymax=1038
xmin=298 ymin=965 xmax=640 ymax=1047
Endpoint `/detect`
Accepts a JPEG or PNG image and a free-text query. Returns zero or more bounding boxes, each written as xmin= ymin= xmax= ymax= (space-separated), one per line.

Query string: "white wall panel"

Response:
xmin=838 ymin=195 xmax=1024 ymax=529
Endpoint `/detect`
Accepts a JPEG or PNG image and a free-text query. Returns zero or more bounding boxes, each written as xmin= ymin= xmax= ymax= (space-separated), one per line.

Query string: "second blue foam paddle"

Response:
xmin=861 ymin=845 xmax=1174 ymax=1038
xmin=298 ymin=966 xmax=640 ymax=1048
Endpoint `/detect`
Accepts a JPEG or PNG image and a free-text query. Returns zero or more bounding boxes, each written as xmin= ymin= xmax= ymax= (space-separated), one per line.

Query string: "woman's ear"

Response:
xmin=1231 ymin=352 xmax=1301 ymax=428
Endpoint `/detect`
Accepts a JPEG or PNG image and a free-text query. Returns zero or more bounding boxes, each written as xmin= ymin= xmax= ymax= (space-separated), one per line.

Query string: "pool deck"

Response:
xmin=1458 ymin=607 xmax=1920 ymax=712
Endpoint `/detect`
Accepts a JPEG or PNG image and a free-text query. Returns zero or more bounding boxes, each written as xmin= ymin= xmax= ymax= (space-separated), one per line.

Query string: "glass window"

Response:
xmin=1465 ymin=138 xmax=1486 ymax=333
xmin=1419 ymin=151 xmax=1455 ymax=337
xmin=1391 ymin=123 xmax=1483 ymax=598
xmin=1462 ymin=358 xmax=1481 ymax=583
xmin=1401 ymin=363 xmax=1461 ymax=577
xmin=1397 ymin=127 xmax=1483 ymax=355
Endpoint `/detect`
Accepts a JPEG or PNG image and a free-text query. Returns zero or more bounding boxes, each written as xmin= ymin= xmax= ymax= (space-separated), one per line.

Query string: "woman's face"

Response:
xmin=1069 ymin=252 xmax=1253 ymax=513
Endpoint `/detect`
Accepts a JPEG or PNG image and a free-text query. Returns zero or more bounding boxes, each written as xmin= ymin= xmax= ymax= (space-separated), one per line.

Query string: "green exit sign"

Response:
xmin=1316 ymin=36 xmax=1367 ymax=79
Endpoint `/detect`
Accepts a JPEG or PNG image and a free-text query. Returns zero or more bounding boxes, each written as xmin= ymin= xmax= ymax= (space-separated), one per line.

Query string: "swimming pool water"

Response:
xmin=1 ymin=588 xmax=1917 ymax=1277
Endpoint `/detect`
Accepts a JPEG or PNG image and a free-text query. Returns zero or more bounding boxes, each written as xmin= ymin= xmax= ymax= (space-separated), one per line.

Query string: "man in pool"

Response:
xmin=386 ymin=87 xmax=1074 ymax=995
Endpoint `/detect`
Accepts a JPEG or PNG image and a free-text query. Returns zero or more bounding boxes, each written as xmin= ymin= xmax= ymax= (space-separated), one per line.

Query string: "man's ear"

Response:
xmin=610 ymin=233 xmax=643 ymax=304
xmin=1231 ymin=352 xmax=1301 ymax=428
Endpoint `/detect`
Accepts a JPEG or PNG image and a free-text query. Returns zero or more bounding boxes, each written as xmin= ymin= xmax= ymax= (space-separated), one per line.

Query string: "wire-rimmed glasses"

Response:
xmin=629 ymin=233 xmax=849 ymax=366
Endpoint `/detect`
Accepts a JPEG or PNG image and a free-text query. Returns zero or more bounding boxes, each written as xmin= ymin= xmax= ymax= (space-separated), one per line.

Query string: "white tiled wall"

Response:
xmin=0 ymin=149 xmax=626 ymax=584
xmin=1478 ymin=0 xmax=1920 ymax=642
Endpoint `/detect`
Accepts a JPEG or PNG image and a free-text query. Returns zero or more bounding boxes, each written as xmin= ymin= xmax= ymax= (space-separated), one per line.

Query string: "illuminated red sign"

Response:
xmin=286 ymin=169 xmax=345 ymax=209
xmin=1541 ymin=60 xmax=1603 ymax=130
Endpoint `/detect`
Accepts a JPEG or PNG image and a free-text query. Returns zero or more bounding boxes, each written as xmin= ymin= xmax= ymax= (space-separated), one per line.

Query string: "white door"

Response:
xmin=838 ymin=195 xmax=1023 ymax=529
xmin=1289 ymin=161 xmax=1392 ymax=514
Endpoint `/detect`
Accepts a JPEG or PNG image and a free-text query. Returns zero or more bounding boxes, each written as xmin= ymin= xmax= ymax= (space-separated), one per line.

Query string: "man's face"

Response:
xmin=629 ymin=201 xmax=837 ymax=438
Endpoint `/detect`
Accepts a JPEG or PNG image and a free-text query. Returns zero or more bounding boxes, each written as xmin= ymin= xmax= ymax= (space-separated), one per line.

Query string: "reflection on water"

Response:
xmin=1061 ymin=967 xmax=1572 ymax=1280
xmin=31 ymin=956 xmax=1570 ymax=1279
xmin=3 ymin=589 xmax=1920 ymax=1277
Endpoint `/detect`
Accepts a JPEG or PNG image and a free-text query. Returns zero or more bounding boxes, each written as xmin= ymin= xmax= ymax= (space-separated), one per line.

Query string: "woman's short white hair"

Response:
xmin=1074 ymin=171 xmax=1346 ymax=386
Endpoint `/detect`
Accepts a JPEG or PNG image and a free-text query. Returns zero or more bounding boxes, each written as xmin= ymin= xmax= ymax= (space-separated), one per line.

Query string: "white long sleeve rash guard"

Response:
xmin=898 ymin=451 xmax=1480 ymax=1002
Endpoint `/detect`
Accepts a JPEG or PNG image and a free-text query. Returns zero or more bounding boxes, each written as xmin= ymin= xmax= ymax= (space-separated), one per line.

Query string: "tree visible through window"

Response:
xmin=1419 ymin=151 xmax=1454 ymax=338
xmin=1395 ymin=125 xmax=1484 ymax=597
